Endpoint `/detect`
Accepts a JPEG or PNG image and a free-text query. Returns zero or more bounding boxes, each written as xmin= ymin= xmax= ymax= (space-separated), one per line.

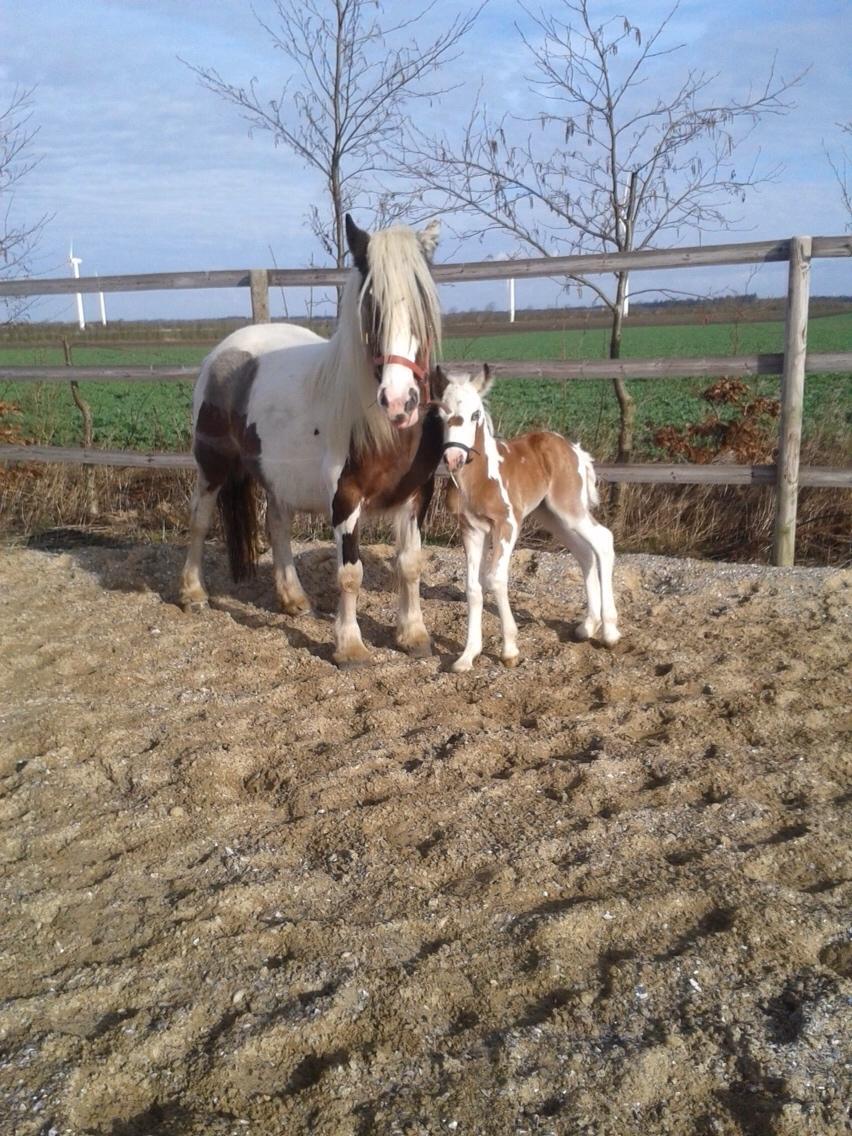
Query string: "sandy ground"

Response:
xmin=0 ymin=535 xmax=849 ymax=1136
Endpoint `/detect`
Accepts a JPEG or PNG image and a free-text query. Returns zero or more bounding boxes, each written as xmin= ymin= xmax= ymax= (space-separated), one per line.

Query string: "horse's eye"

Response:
xmin=472 ymin=409 xmax=481 ymax=422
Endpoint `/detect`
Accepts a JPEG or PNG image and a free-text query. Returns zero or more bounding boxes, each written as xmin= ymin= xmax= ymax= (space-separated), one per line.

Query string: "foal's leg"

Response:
xmin=574 ymin=515 xmax=620 ymax=645
xmin=331 ymin=490 xmax=371 ymax=666
xmin=452 ymin=522 xmax=488 ymax=672
xmin=395 ymin=502 xmax=432 ymax=657
xmin=266 ymin=495 xmax=312 ymax=615
xmin=537 ymin=504 xmax=619 ymax=646
xmin=485 ymin=520 xmax=521 ymax=667
xmin=180 ymin=476 xmax=219 ymax=611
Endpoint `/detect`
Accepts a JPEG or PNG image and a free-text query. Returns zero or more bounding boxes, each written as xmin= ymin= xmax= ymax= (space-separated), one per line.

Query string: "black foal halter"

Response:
xmin=441 ymin=439 xmax=478 ymax=464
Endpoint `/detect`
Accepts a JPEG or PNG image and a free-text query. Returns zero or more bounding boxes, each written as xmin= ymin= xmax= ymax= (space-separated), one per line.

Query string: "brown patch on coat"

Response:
xmin=193 ymin=350 xmax=261 ymax=488
xmin=332 ymin=407 xmax=445 ymax=526
xmin=449 ymin=428 xmax=585 ymax=530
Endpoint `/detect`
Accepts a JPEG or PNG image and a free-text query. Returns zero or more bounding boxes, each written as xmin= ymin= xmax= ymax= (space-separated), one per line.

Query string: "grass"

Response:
xmin=0 ymin=313 xmax=850 ymax=453
xmin=1 ymin=313 xmax=849 ymax=565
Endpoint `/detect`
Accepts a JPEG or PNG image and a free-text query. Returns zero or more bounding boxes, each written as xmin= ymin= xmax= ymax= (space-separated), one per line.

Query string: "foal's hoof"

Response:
xmin=501 ymin=654 xmax=520 ymax=669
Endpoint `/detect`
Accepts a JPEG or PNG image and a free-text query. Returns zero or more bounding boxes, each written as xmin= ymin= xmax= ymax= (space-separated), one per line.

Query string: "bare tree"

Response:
xmin=184 ymin=0 xmax=480 ymax=277
xmin=1 ymin=86 xmax=48 ymax=321
xmin=405 ymin=0 xmax=802 ymax=467
xmin=824 ymin=121 xmax=852 ymax=229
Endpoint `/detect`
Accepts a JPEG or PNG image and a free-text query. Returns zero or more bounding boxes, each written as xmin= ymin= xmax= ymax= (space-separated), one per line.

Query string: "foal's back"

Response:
xmin=490 ymin=430 xmax=592 ymax=522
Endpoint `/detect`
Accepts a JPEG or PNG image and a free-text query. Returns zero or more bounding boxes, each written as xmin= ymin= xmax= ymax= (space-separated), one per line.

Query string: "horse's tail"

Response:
xmin=572 ymin=442 xmax=600 ymax=511
xmin=217 ymin=469 xmax=260 ymax=582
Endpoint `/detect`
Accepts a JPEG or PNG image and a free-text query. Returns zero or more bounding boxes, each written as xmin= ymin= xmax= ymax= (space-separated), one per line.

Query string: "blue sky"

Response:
xmin=3 ymin=0 xmax=850 ymax=322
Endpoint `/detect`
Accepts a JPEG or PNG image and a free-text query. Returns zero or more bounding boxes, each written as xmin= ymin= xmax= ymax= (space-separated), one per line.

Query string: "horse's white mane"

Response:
xmin=367 ymin=225 xmax=442 ymax=364
xmin=316 ymin=224 xmax=442 ymax=457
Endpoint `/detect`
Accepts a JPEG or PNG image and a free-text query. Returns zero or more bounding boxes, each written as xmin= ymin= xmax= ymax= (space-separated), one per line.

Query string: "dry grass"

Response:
xmin=1 ymin=446 xmax=848 ymax=567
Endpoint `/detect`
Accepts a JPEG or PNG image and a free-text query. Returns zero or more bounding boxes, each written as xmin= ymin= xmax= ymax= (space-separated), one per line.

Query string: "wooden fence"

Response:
xmin=1 ymin=234 xmax=850 ymax=565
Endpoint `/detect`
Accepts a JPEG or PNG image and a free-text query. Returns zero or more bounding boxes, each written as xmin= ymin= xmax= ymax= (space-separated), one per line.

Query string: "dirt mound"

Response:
xmin=0 ymin=539 xmax=849 ymax=1135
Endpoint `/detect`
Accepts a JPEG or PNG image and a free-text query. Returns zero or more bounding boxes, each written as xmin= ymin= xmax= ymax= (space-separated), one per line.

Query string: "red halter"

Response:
xmin=373 ymin=337 xmax=433 ymax=402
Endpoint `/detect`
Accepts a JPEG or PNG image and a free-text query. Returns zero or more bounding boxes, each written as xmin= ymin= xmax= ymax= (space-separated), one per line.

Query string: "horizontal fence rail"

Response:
xmin=1 ymin=233 xmax=850 ymax=564
xmin=1 ymin=236 xmax=850 ymax=297
xmin=1 ymin=351 xmax=850 ymax=386
xmin=1 ymin=444 xmax=849 ymax=490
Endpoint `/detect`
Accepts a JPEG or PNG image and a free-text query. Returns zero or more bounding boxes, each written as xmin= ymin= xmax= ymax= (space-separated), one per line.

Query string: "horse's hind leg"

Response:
xmin=180 ymin=476 xmax=219 ymax=611
xmin=267 ymin=495 xmax=312 ymax=616
xmin=395 ymin=500 xmax=432 ymax=658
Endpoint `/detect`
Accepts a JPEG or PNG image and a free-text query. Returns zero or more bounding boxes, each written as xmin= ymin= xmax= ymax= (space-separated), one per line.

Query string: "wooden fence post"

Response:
xmin=772 ymin=236 xmax=812 ymax=567
xmin=250 ymin=269 xmax=270 ymax=324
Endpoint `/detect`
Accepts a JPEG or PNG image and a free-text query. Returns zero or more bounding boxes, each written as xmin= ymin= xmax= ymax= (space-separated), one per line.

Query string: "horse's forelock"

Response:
xmin=366 ymin=226 xmax=442 ymax=356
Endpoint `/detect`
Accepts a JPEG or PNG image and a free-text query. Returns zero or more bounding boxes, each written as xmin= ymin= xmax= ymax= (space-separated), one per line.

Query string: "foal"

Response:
xmin=438 ymin=366 xmax=620 ymax=672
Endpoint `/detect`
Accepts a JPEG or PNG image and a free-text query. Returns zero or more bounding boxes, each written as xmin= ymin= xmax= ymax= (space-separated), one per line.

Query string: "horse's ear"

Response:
xmin=345 ymin=214 xmax=370 ymax=270
xmin=472 ymin=363 xmax=493 ymax=398
xmin=431 ymin=365 xmax=448 ymax=400
xmin=418 ymin=219 xmax=441 ymax=260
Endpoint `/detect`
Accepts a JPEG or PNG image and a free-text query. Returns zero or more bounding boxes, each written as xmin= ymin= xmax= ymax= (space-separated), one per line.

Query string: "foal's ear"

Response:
xmin=345 ymin=214 xmax=370 ymax=271
xmin=472 ymin=363 xmax=493 ymax=397
xmin=417 ymin=219 xmax=441 ymax=260
xmin=431 ymin=365 xmax=449 ymax=400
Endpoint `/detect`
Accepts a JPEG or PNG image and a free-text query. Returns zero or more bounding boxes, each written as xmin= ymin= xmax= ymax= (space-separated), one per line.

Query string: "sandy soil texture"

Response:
xmin=0 ymin=537 xmax=849 ymax=1136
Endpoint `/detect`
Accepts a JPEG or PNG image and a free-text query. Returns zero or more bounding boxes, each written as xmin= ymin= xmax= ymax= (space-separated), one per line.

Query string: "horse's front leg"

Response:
xmin=394 ymin=496 xmax=432 ymax=658
xmin=331 ymin=486 xmax=371 ymax=667
xmin=452 ymin=521 xmax=487 ymax=673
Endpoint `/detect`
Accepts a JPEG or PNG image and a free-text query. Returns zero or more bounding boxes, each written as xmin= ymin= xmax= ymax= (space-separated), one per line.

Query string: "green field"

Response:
xmin=1 ymin=314 xmax=849 ymax=455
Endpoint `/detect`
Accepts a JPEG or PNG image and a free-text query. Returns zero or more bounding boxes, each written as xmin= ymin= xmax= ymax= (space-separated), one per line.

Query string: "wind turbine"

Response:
xmin=69 ymin=242 xmax=85 ymax=330
xmin=95 ymin=268 xmax=107 ymax=326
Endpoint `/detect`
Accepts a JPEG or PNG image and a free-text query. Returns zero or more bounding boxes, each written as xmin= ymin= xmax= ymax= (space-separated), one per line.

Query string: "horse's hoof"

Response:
xmin=451 ymin=657 xmax=474 ymax=673
xmin=401 ymin=638 xmax=433 ymax=659
xmin=335 ymin=654 xmax=373 ymax=670
xmin=333 ymin=640 xmax=373 ymax=668
xmin=280 ymin=596 xmax=313 ymax=617
xmin=501 ymin=654 xmax=520 ymax=668
xmin=573 ymin=622 xmax=594 ymax=642
xmin=181 ymin=599 xmax=209 ymax=615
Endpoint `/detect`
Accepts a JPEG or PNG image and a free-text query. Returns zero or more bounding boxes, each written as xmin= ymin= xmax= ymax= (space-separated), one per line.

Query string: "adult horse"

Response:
xmin=180 ymin=215 xmax=444 ymax=666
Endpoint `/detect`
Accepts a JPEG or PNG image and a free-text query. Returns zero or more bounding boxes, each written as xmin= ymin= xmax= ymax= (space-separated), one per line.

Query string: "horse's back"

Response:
xmin=194 ymin=322 xmax=327 ymax=417
xmin=207 ymin=321 xmax=325 ymax=361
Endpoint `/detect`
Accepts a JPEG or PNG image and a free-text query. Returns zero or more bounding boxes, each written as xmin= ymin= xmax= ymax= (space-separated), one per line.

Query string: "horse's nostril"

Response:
xmin=379 ymin=388 xmax=389 ymax=408
xmin=404 ymin=388 xmax=418 ymax=414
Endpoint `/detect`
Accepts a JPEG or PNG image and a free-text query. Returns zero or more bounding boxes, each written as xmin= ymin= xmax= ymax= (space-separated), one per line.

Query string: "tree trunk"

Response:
xmin=609 ymin=271 xmax=634 ymax=515
xmin=64 ymin=338 xmax=98 ymax=518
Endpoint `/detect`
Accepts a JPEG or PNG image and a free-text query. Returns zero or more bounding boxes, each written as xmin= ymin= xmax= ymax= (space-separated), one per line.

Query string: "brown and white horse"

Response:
xmin=438 ymin=365 xmax=620 ymax=672
xmin=180 ymin=215 xmax=444 ymax=665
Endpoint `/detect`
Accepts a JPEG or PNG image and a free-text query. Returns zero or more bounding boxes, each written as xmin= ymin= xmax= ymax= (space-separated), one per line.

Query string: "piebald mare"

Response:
xmin=438 ymin=365 xmax=620 ymax=672
xmin=180 ymin=215 xmax=443 ymax=665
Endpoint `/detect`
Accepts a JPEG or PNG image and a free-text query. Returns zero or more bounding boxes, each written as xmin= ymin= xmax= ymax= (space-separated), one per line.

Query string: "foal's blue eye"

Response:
xmin=472 ymin=410 xmax=481 ymax=422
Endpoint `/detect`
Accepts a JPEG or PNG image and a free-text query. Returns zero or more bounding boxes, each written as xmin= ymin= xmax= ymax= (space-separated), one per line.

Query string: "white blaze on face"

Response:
xmin=377 ymin=303 xmax=421 ymax=429
xmin=442 ymin=380 xmax=481 ymax=472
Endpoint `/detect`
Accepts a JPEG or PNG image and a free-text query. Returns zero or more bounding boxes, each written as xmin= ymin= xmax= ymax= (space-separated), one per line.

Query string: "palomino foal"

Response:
xmin=438 ymin=366 xmax=620 ymax=672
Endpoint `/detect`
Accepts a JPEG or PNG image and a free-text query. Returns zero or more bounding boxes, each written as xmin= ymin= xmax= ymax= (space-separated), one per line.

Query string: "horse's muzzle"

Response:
xmin=380 ymin=385 xmax=420 ymax=429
